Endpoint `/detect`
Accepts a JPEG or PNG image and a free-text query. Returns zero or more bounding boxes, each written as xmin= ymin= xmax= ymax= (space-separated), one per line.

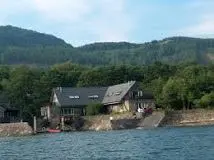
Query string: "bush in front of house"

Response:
xmin=86 ymin=103 xmax=104 ymax=116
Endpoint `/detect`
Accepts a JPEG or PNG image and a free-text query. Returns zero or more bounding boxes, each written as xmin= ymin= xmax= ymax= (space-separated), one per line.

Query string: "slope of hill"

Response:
xmin=78 ymin=37 xmax=214 ymax=65
xmin=0 ymin=25 xmax=214 ymax=65
xmin=0 ymin=25 xmax=69 ymax=47
xmin=79 ymin=42 xmax=140 ymax=52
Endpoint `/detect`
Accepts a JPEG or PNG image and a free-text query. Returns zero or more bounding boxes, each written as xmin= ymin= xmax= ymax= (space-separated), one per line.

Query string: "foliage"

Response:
xmin=0 ymin=60 xmax=214 ymax=122
xmin=1 ymin=26 xmax=214 ymax=65
xmin=199 ymin=92 xmax=214 ymax=108
xmin=86 ymin=103 xmax=104 ymax=116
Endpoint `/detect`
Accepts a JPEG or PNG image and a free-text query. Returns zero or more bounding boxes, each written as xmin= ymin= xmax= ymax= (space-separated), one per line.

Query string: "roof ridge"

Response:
xmin=108 ymin=80 xmax=136 ymax=88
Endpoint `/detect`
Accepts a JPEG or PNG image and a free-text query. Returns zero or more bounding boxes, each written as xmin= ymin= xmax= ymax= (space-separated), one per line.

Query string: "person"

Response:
xmin=138 ymin=107 xmax=144 ymax=113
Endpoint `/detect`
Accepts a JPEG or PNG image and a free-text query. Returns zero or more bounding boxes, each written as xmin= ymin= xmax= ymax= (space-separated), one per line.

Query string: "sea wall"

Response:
xmin=161 ymin=109 xmax=214 ymax=127
xmin=0 ymin=122 xmax=33 ymax=136
xmin=82 ymin=109 xmax=214 ymax=131
xmin=81 ymin=111 xmax=165 ymax=131
xmin=82 ymin=113 xmax=137 ymax=131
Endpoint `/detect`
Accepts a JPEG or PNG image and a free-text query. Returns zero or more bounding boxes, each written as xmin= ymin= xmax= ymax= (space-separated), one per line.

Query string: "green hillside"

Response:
xmin=0 ymin=25 xmax=214 ymax=65
xmin=0 ymin=25 xmax=68 ymax=47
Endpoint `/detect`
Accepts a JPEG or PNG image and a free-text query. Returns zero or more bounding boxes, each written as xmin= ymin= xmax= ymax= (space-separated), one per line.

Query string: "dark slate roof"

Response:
xmin=54 ymin=87 xmax=108 ymax=107
xmin=53 ymin=81 xmax=154 ymax=107
xmin=102 ymin=81 xmax=136 ymax=105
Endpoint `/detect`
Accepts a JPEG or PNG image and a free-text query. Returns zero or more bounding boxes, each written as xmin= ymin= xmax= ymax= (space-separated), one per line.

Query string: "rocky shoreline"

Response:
xmin=160 ymin=109 xmax=214 ymax=127
xmin=83 ymin=109 xmax=214 ymax=131
xmin=1 ymin=109 xmax=214 ymax=136
xmin=0 ymin=122 xmax=32 ymax=137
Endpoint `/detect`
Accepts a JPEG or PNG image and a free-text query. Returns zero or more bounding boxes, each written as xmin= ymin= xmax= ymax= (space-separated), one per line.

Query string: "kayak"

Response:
xmin=47 ymin=129 xmax=61 ymax=133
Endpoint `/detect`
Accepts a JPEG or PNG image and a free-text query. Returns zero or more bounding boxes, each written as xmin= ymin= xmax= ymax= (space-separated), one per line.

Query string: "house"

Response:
xmin=43 ymin=87 xmax=108 ymax=120
xmin=102 ymin=81 xmax=154 ymax=113
xmin=42 ymin=81 xmax=155 ymax=120
xmin=0 ymin=92 xmax=20 ymax=123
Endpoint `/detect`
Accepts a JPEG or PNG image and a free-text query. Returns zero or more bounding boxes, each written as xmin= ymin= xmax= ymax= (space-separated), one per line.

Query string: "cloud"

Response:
xmin=177 ymin=1 xmax=214 ymax=37
xmin=190 ymin=15 xmax=214 ymax=33
xmin=0 ymin=0 xmax=31 ymax=24
xmin=178 ymin=14 xmax=214 ymax=37
xmin=29 ymin=0 xmax=133 ymax=43
xmin=31 ymin=0 xmax=92 ymax=22
xmin=85 ymin=0 xmax=133 ymax=42
xmin=0 ymin=0 xmax=134 ymax=45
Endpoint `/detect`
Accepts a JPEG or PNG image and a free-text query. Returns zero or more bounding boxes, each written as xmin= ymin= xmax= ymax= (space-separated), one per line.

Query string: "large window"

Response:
xmin=61 ymin=108 xmax=82 ymax=116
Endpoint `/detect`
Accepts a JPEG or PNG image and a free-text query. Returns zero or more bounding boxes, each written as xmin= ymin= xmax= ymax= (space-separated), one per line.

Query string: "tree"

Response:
xmin=5 ymin=66 xmax=37 ymax=120
xmin=199 ymin=92 xmax=214 ymax=108
xmin=150 ymin=78 xmax=167 ymax=107
xmin=162 ymin=78 xmax=183 ymax=110
xmin=86 ymin=103 xmax=104 ymax=116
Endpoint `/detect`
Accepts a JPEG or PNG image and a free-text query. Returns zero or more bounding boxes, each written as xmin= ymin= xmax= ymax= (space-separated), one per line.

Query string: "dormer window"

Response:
xmin=69 ymin=96 xmax=79 ymax=99
xmin=107 ymin=92 xmax=113 ymax=97
xmin=88 ymin=95 xmax=99 ymax=99
xmin=114 ymin=91 xmax=122 ymax=96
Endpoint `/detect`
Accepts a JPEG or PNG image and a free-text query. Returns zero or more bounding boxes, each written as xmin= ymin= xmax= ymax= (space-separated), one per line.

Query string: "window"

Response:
xmin=88 ymin=95 xmax=99 ymax=99
xmin=114 ymin=91 xmax=122 ymax=96
xmin=69 ymin=95 xmax=80 ymax=99
xmin=138 ymin=91 xmax=143 ymax=97
xmin=107 ymin=92 xmax=113 ymax=96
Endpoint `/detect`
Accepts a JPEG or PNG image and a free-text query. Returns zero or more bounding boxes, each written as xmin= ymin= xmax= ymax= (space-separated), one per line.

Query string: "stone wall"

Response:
xmin=0 ymin=122 xmax=32 ymax=136
xmin=82 ymin=111 xmax=166 ymax=131
xmin=82 ymin=113 xmax=136 ymax=131
xmin=161 ymin=109 xmax=214 ymax=126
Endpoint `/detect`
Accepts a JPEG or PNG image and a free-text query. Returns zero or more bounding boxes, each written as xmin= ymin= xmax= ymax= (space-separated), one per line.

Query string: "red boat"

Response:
xmin=47 ymin=129 xmax=61 ymax=133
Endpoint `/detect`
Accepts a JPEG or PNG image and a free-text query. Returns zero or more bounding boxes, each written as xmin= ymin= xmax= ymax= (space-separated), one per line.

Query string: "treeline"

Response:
xmin=0 ymin=62 xmax=214 ymax=120
xmin=1 ymin=26 xmax=214 ymax=65
xmin=1 ymin=37 xmax=214 ymax=65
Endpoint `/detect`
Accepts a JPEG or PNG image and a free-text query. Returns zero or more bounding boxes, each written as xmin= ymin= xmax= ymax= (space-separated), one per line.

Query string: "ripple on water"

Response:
xmin=1 ymin=127 xmax=214 ymax=159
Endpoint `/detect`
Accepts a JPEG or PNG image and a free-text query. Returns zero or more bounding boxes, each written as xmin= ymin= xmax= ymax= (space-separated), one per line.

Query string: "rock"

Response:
xmin=0 ymin=122 xmax=32 ymax=137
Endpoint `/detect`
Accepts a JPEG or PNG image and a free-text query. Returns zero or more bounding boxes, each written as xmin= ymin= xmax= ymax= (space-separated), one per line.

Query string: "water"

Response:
xmin=0 ymin=126 xmax=214 ymax=160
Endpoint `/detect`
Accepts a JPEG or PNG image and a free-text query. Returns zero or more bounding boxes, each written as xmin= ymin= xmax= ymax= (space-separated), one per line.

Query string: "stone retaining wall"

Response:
xmin=161 ymin=109 xmax=214 ymax=126
xmin=82 ymin=113 xmax=136 ymax=131
xmin=82 ymin=112 xmax=165 ymax=131
xmin=0 ymin=122 xmax=33 ymax=136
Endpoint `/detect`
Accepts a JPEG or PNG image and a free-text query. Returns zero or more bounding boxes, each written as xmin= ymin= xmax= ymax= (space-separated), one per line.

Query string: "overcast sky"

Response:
xmin=1 ymin=0 xmax=214 ymax=46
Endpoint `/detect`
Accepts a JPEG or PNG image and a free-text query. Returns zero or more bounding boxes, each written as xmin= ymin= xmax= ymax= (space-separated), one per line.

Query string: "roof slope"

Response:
xmin=102 ymin=81 xmax=136 ymax=105
xmin=54 ymin=87 xmax=108 ymax=107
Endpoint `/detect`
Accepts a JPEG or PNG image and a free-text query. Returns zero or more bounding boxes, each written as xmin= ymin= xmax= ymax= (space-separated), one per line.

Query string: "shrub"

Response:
xmin=86 ymin=103 xmax=104 ymax=116
xmin=199 ymin=92 xmax=214 ymax=108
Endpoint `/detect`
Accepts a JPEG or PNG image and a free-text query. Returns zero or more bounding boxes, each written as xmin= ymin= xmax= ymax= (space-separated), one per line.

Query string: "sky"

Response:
xmin=0 ymin=0 xmax=214 ymax=46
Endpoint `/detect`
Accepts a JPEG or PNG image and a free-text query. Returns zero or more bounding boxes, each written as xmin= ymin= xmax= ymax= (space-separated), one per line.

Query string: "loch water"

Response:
xmin=0 ymin=126 xmax=214 ymax=160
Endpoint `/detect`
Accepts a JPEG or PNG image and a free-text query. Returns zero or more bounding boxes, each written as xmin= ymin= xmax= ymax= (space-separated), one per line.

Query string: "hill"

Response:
xmin=0 ymin=25 xmax=214 ymax=65
xmin=78 ymin=37 xmax=214 ymax=65
xmin=0 ymin=25 xmax=68 ymax=47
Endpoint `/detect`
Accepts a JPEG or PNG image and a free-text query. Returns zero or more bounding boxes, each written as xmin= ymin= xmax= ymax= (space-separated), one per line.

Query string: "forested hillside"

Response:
xmin=0 ymin=25 xmax=68 ymax=47
xmin=0 ymin=25 xmax=214 ymax=65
